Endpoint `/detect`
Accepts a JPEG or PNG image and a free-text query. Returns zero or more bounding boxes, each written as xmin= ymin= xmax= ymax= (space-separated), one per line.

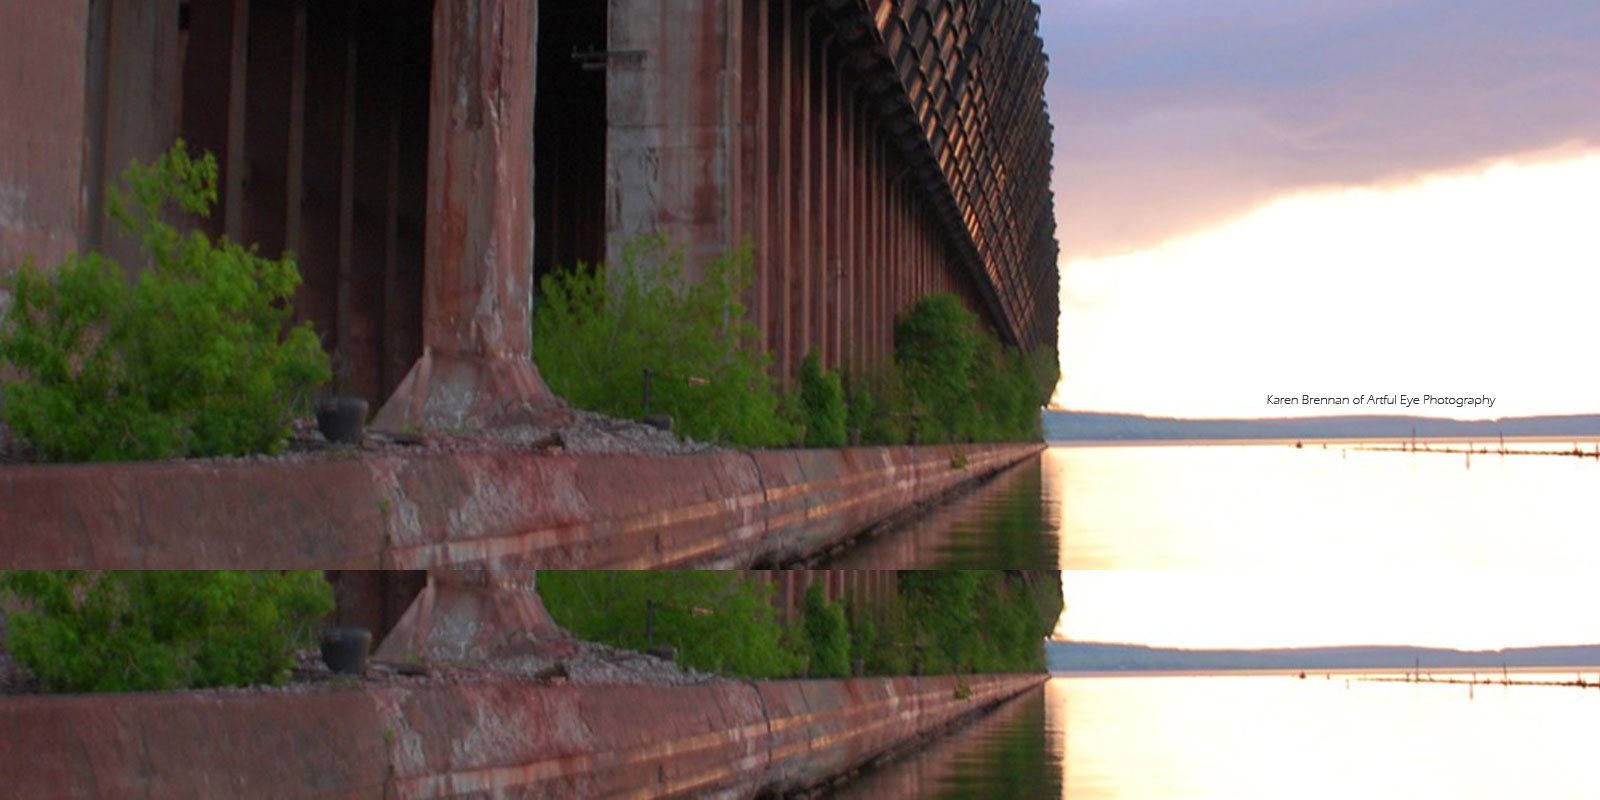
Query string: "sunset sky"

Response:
xmin=1056 ymin=571 xmax=1600 ymax=650
xmin=1037 ymin=1 xmax=1600 ymax=419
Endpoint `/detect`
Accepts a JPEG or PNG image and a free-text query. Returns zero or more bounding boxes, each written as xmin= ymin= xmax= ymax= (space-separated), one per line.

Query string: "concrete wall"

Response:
xmin=0 ymin=0 xmax=91 ymax=272
xmin=0 ymin=672 xmax=1045 ymax=798
xmin=0 ymin=442 xmax=1041 ymax=569
xmin=606 ymin=0 xmax=734 ymax=274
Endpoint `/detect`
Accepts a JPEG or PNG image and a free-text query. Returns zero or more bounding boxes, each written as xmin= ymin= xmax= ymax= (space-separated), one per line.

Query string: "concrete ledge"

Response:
xmin=0 ymin=673 xmax=1047 ymax=798
xmin=0 ymin=443 xmax=1042 ymax=569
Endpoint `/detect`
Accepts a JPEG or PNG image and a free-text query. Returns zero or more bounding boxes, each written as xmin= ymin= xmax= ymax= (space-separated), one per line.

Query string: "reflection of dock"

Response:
xmin=1351 ymin=672 xmax=1600 ymax=690
xmin=1347 ymin=441 xmax=1600 ymax=460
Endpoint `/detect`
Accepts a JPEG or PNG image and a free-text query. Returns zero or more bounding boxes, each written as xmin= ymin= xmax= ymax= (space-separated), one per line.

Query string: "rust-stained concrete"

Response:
xmin=0 ymin=671 xmax=1045 ymax=798
xmin=0 ymin=443 xmax=1041 ymax=569
xmin=0 ymin=0 xmax=90 ymax=271
xmin=372 ymin=0 xmax=560 ymax=433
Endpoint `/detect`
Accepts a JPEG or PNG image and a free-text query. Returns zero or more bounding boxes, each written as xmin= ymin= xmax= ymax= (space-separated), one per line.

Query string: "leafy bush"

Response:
xmin=842 ymin=371 xmax=873 ymax=440
xmin=800 ymin=581 xmax=851 ymax=678
xmin=537 ymin=571 xmax=802 ymax=678
xmin=0 ymin=142 xmax=330 ymax=461
xmin=862 ymin=571 xmax=1057 ymax=676
xmin=894 ymin=294 xmax=980 ymax=443
xmin=0 ymin=571 xmax=334 ymax=692
xmin=883 ymin=293 xmax=1054 ymax=445
xmin=533 ymin=236 xmax=793 ymax=447
xmin=798 ymin=351 xmax=846 ymax=447
xmin=537 ymin=572 xmax=1056 ymax=680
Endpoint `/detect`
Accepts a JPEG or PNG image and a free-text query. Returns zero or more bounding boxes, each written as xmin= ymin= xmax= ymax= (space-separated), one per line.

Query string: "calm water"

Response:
xmin=826 ymin=440 xmax=1600 ymax=569
xmin=831 ymin=674 xmax=1600 ymax=798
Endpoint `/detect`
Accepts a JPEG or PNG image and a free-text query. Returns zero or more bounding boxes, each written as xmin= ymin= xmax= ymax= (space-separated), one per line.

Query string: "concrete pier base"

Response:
xmin=0 ymin=443 xmax=1043 ymax=569
xmin=0 ymin=672 xmax=1046 ymax=798
xmin=373 ymin=568 xmax=571 ymax=665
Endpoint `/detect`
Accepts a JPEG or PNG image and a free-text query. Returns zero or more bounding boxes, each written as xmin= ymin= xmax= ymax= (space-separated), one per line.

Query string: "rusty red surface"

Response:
xmin=0 ymin=0 xmax=91 ymax=272
xmin=372 ymin=0 xmax=559 ymax=433
xmin=0 ymin=443 xmax=1040 ymax=569
xmin=0 ymin=672 xmax=1045 ymax=798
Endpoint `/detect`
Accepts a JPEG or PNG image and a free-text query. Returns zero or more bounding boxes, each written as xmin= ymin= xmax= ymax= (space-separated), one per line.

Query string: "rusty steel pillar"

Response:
xmin=373 ymin=0 xmax=559 ymax=433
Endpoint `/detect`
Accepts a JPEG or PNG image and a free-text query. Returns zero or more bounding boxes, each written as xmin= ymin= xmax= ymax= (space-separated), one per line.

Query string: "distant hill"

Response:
xmin=1048 ymin=641 xmax=1600 ymax=673
xmin=1043 ymin=410 xmax=1600 ymax=442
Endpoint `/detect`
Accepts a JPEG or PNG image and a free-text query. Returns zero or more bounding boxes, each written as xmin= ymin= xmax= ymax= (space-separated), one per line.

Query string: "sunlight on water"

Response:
xmin=822 ymin=455 xmax=1061 ymax=568
xmin=1051 ymin=441 xmax=1600 ymax=570
xmin=827 ymin=441 xmax=1600 ymax=569
xmin=1049 ymin=674 xmax=1600 ymax=799
xmin=830 ymin=675 xmax=1600 ymax=798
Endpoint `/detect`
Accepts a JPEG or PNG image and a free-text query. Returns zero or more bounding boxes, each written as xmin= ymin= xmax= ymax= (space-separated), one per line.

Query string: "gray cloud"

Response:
xmin=1041 ymin=0 xmax=1600 ymax=258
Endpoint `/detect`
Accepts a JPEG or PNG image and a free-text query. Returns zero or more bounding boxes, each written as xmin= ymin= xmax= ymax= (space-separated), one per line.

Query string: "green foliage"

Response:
xmin=0 ymin=142 xmax=330 ymax=461
xmin=800 ymin=581 xmax=851 ymax=678
xmin=881 ymin=571 xmax=1056 ymax=676
xmin=0 ymin=571 xmax=333 ymax=692
xmin=798 ymin=351 xmax=847 ymax=448
xmin=533 ymin=236 xmax=794 ymax=447
xmin=855 ymin=365 xmax=911 ymax=446
xmin=842 ymin=371 xmax=873 ymax=439
xmin=537 ymin=572 xmax=1056 ymax=680
xmin=537 ymin=571 xmax=802 ymax=678
xmin=894 ymin=294 xmax=980 ymax=443
xmin=856 ymin=591 xmax=910 ymax=676
xmin=847 ymin=605 xmax=877 ymax=672
xmin=876 ymin=293 xmax=1054 ymax=446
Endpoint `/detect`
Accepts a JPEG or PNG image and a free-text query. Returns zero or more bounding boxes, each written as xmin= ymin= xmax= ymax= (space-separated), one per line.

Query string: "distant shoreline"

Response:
xmin=1044 ymin=410 xmax=1600 ymax=443
xmin=1050 ymin=666 xmax=1600 ymax=678
xmin=1049 ymin=434 xmax=1600 ymax=448
xmin=1047 ymin=641 xmax=1600 ymax=673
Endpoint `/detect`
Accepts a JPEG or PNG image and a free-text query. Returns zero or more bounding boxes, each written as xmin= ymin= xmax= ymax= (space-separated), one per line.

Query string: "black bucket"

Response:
xmin=320 ymin=627 xmax=372 ymax=675
xmin=317 ymin=397 xmax=368 ymax=445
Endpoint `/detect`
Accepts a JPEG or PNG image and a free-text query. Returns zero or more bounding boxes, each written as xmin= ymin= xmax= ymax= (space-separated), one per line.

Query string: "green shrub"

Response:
xmin=894 ymin=294 xmax=980 ymax=443
xmin=884 ymin=571 xmax=1058 ymax=676
xmin=0 ymin=142 xmax=330 ymax=461
xmin=0 ymin=571 xmax=333 ymax=692
xmin=842 ymin=371 xmax=873 ymax=439
xmin=533 ymin=236 xmax=794 ymax=447
xmin=970 ymin=340 xmax=1049 ymax=442
xmin=856 ymin=365 xmax=911 ymax=446
xmin=537 ymin=571 xmax=802 ymax=678
xmin=886 ymin=293 xmax=1056 ymax=445
xmin=847 ymin=606 xmax=877 ymax=671
xmin=798 ymin=351 xmax=846 ymax=448
xmin=800 ymin=581 xmax=851 ymax=678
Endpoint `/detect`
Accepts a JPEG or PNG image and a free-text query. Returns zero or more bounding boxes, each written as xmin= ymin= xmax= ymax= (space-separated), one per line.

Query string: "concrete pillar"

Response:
xmin=374 ymin=568 xmax=572 ymax=665
xmin=0 ymin=0 xmax=91 ymax=272
xmin=373 ymin=0 xmax=559 ymax=432
xmin=794 ymin=9 xmax=812 ymax=376
xmin=776 ymin=0 xmax=793 ymax=387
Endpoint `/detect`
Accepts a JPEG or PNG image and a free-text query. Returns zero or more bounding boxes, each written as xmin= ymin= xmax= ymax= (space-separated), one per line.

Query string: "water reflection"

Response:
xmin=829 ymin=675 xmax=1600 ymax=798
xmin=826 ymin=441 xmax=1600 ymax=570
xmin=1051 ymin=440 xmax=1600 ymax=570
xmin=823 ymin=454 xmax=1060 ymax=569
xmin=829 ymin=685 xmax=1061 ymax=799
xmin=1051 ymin=674 xmax=1600 ymax=798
